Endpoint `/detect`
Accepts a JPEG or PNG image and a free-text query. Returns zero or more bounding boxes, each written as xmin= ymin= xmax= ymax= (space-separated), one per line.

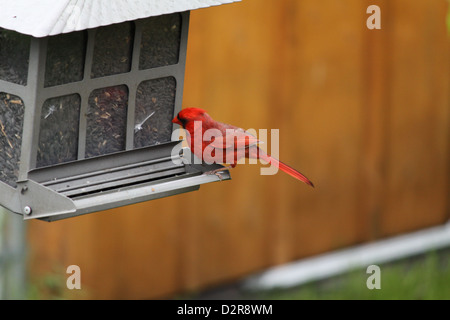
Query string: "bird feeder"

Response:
xmin=0 ymin=0 xmax=239 ymax=221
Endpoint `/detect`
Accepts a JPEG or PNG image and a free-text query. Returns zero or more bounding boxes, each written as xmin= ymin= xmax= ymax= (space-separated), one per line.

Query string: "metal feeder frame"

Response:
xmin=0 ymin=11 xmax=230 ymax=221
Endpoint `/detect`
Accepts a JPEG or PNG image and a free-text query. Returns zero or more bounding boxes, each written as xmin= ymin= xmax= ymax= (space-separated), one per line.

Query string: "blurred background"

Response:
xmin=1 ymin=0 xmax=449 ymax=299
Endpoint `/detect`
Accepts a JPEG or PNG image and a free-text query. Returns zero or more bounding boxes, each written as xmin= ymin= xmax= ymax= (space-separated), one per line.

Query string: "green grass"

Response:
xmin=251 ymin=250 xmax=450 ymax=300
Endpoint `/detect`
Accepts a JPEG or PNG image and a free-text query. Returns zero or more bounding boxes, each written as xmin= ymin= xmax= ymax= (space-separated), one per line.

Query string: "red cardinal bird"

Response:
xmin=172 ymin=108 xmax=314 ymax=187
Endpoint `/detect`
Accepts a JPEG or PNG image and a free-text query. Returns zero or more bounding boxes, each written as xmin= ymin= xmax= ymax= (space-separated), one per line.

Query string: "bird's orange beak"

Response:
xmin=172 ymin=115 xmax=181 ymax=126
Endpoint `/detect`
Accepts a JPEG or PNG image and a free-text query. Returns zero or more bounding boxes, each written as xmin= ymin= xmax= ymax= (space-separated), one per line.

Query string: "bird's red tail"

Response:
xmin=256 ymin=149 xmax=314 ymax=187
xmin=276 ymin=159 xmax=314 ymax=187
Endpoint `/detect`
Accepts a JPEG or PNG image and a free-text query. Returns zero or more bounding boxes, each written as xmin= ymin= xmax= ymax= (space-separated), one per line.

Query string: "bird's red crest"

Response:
xmin=172 ymin=107 xmax=207 ymax=125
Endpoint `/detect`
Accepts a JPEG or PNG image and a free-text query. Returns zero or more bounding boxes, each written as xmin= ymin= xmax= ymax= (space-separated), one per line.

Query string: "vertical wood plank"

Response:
xmin=282 ymin=0 xmax=368 ymax=259
xmin=381 ymin=0 xmax=449 ymax=236
xmin=358 ymin=0 xmax=391 ymax=240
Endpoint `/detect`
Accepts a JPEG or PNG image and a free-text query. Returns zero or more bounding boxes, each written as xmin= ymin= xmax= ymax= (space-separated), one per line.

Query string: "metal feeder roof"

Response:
xmin=0 ymin=0 xmax=240 ymax=37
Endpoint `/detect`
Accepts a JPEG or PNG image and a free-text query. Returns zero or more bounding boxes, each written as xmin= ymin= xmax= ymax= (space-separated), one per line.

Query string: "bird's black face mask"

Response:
xmin=177 ymin=113 xmax=187 ymax=127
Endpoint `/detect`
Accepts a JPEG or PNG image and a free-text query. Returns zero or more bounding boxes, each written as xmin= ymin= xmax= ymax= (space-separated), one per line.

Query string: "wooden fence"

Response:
xmin=27 ymin=0 xmax=449 ymax=299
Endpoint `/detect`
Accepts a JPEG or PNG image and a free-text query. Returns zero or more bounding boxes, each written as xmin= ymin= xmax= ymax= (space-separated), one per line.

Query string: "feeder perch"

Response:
xmin=0 ymin=0 xmax=239 ymax=221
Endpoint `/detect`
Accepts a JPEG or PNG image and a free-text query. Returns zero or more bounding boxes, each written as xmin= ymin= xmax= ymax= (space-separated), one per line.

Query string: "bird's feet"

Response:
xmin=205 ymin=166 xmax=232 ymax=181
